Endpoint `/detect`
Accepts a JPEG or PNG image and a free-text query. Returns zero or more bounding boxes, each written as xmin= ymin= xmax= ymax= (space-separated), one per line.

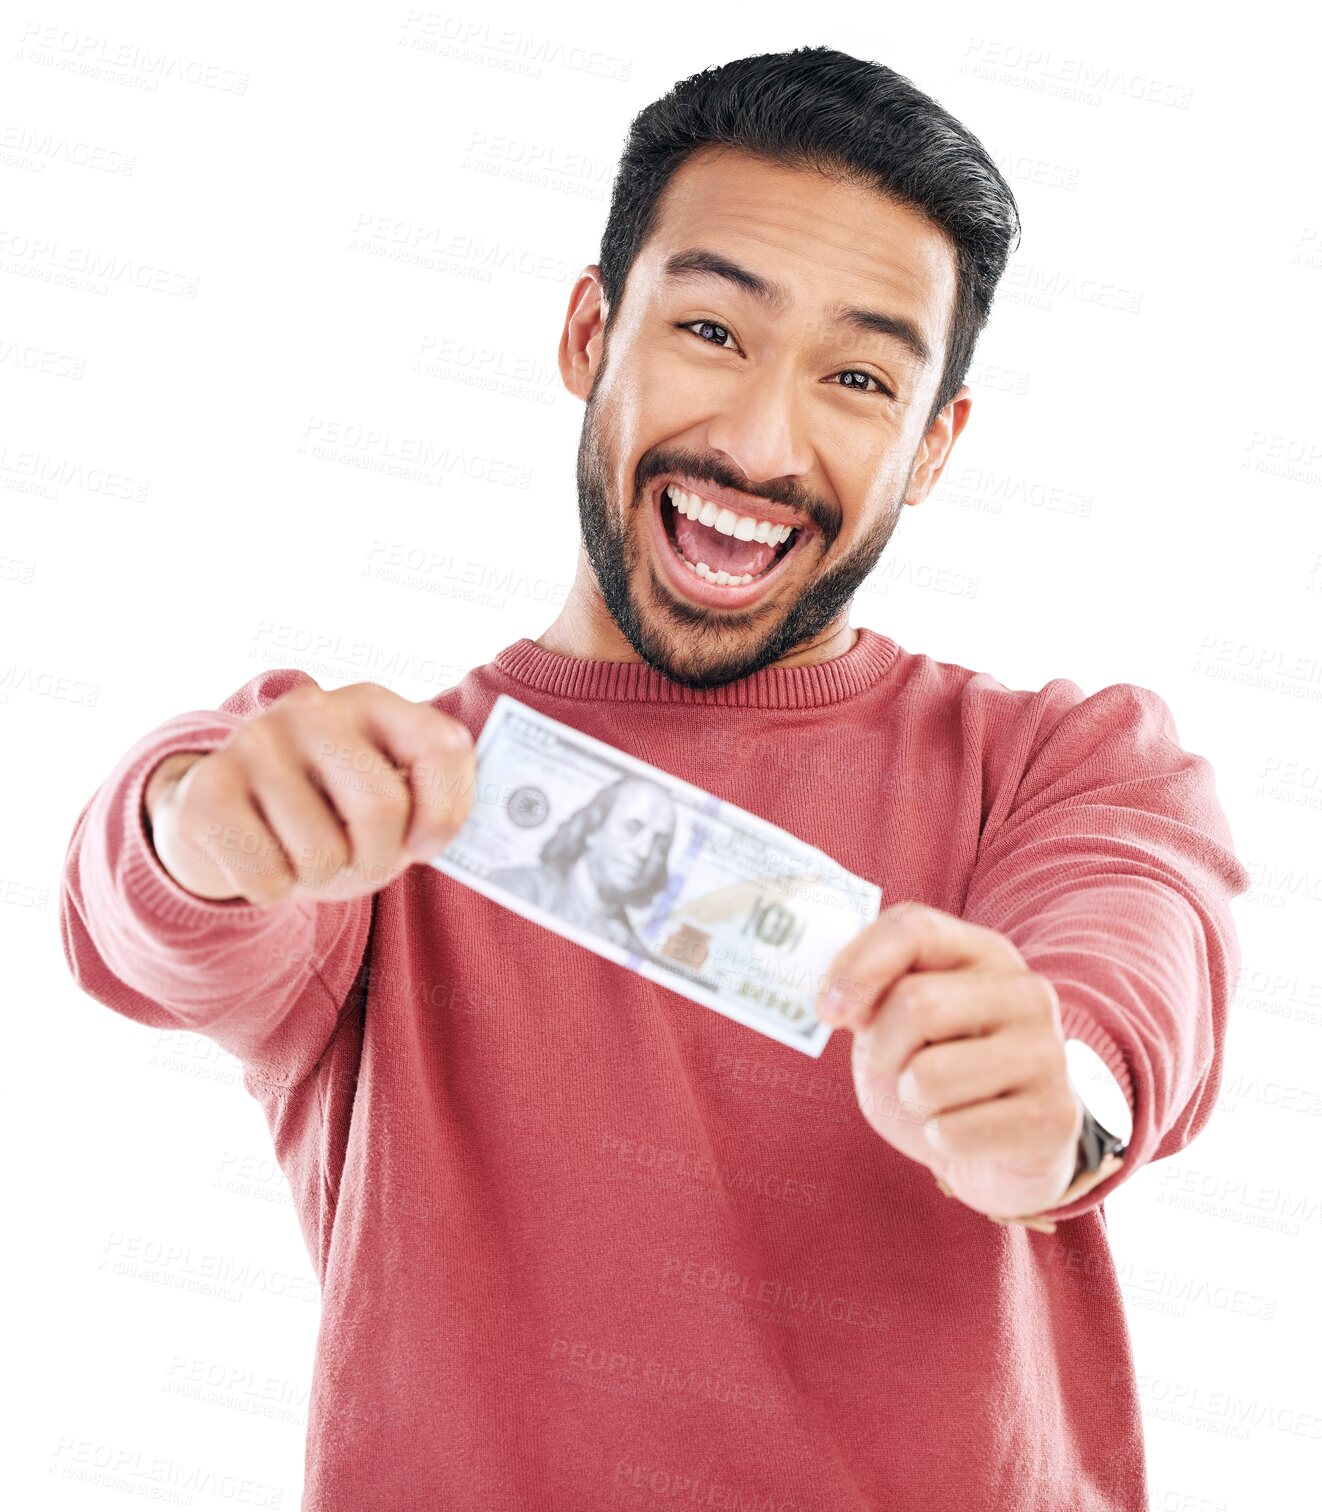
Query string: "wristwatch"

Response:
xmin=934 ymin=1039 xmax=1132 ymax=1235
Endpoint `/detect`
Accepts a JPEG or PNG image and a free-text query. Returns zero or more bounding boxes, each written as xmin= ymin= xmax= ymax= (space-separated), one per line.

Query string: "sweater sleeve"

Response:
xmin=59 ymin=666 xmax=373 ymax=1090
xmin=961 ymin=678 xmax=1251 ymax=1225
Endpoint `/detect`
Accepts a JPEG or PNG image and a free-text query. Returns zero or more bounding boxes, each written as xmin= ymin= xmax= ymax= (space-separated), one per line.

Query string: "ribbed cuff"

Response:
xmin=1055 ymin=1001 xmax=1135 ymax=1125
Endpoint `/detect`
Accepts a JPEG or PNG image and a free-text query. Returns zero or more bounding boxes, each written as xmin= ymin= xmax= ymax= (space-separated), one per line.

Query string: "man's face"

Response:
xmin=562 ymin=145 xmax=968 ymax=689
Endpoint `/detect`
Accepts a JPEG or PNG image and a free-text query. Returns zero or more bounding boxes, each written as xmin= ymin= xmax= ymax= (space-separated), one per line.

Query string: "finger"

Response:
xmin=202 ymin=787 xmax=298 ymax=906
xmin=298 ymin=719 xmax=414 ymax=889
xmin=352 ymin=688 xmax=476 ymax=858
xmin=894 ymin=1020 xmax=1043 ymax=1121
xmin=169 ymin=753 xmax=298 ymax=904
xmin=921 ymin=1087 xmax=1080 ymax=1170
xmin=247 ymin=762 xmax=356 ymax=895
xmin=860 ymin=968 xmax=1049 ymax=1094
xmin=816 ymin=904 xmax=1020 ymax=1032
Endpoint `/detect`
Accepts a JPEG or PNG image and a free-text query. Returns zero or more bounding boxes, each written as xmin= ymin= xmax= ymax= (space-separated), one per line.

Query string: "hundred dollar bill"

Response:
xmin=431 ymin=693 xmax=882 ymax=1056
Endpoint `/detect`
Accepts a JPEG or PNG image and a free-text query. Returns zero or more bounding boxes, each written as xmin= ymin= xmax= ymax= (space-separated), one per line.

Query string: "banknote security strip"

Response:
xmin=431 ymin=694 xmax=883 ymax=1056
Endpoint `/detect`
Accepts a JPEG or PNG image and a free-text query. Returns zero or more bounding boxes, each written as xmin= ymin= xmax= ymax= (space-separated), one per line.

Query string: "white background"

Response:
xmin=4 ymin=2 xmax=1319 ymax=1507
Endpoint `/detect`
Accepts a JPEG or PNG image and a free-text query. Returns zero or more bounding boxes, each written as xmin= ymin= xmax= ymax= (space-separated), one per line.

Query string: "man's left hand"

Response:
xmin=815 ymin=902 xmax=1083 ymax=1222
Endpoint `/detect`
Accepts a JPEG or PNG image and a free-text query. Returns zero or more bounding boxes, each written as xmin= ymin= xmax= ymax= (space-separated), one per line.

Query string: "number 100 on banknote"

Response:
xmin=432 ymin=694 xmax=883 ymax=1056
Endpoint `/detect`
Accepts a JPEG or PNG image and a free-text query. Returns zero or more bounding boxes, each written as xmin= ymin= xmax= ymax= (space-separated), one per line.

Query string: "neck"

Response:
xmin=536 ymin=545 xmax=858 ymax=671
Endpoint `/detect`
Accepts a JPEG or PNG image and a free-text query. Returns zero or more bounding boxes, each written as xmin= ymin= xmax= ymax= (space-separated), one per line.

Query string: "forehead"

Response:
xmin=637 ymin=146 xmax=956 ymax=352
xmin=610 ymin=781 xmax=673 ymax=823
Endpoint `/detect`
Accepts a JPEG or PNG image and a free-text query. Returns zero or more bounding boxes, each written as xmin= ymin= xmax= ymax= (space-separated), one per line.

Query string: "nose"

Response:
xmin=623 ymin=832 xmax=659 ymax=870
xmin=702 ymin=352 xmax=814 ymax=492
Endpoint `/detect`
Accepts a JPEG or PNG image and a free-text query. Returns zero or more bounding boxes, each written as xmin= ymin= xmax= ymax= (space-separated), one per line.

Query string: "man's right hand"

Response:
xmin=142 ymin=681 xmax=478 ymax=906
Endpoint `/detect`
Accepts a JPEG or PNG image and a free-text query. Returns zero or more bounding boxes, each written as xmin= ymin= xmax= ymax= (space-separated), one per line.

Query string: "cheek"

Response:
xmin=627 ymin=339 xmax=727 ymax=421
xmin=845 ymin=453 xmax=910 ymax=524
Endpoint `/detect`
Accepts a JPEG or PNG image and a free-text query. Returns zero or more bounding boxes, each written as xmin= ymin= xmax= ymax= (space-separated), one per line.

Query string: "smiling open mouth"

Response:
xmin=657 ymin=481 xmax=801 ymax=587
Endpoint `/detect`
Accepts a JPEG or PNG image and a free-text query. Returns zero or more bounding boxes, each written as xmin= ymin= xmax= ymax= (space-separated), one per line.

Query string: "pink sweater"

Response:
xmin=60 ymin=627 xmax=1249 ymax=1511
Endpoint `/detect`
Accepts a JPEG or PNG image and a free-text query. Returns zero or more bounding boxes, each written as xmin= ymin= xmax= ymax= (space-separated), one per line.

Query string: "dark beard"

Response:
xmin=574 ymin=375 xmax=908 ymax=691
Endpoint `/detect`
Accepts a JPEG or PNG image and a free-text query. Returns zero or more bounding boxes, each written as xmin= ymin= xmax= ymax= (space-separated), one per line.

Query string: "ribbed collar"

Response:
xmin=490 ymin=626 xmax=900 ymax=709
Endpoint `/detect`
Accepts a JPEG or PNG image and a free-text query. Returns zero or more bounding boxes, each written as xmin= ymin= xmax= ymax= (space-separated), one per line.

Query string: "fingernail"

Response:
xmin=816 ymin=991 xmax=848 ymax=1024
xmin=404 ymin=830 xmax=441 ymax=863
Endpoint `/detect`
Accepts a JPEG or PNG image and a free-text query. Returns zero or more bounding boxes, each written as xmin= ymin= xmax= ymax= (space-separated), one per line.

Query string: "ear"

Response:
xmin=558 ymin=265 xmax=608 ymax=401
xmin=904 ymin=385 xmax=972 ymax=507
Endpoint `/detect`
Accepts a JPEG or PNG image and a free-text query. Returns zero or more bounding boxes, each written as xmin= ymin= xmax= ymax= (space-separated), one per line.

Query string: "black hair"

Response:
xmin=596 ymin=46 xmax=1022 ymax=432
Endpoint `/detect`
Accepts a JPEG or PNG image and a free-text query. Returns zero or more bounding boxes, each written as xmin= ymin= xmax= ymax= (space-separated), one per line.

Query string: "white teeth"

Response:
xmin=664 ymin=484 xmax=798 ymax=547
xmin=669 ymin=542 xmax=757 ymax=587
xmin=691 ymin=561 xmax=752 ymax=586
xmin=661 ymin=483 xmax=803 ymax=590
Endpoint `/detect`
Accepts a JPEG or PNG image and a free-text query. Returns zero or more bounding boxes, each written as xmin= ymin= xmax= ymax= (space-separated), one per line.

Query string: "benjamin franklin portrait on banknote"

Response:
xmin=490 ymin=774 xmax=676 ymax=955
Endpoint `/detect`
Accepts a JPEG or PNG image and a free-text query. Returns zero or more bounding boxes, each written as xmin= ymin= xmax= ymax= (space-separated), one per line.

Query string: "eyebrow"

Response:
xmin=661 ymin=246 xmax=933 ymax=369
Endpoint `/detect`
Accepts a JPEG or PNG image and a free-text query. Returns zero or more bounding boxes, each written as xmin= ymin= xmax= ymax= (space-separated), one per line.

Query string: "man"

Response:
xmin=61 ymin=46 xmax=1249 ymax=1511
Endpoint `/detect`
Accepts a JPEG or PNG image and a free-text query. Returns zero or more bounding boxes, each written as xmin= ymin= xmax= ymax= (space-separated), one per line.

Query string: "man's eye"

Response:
xmin=834 ymin=370 xmax=894 ymax=399
xmin=678 ymin=319 xmax=736 ymax=350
